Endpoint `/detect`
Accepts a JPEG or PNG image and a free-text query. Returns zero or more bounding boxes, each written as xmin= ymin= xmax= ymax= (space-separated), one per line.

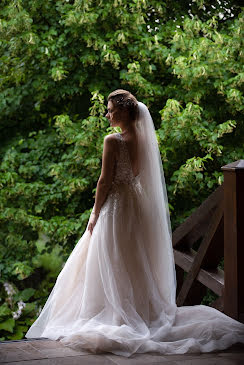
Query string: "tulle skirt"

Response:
xmin=25 ymin=181 xmax=244 ymax=357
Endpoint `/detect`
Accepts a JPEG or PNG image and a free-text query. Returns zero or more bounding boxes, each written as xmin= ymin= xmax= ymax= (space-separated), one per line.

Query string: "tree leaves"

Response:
xmin=0 ymin=0 xmax=243 ymax=338
xmin=0 ymin=318 xmax=15 ymax=333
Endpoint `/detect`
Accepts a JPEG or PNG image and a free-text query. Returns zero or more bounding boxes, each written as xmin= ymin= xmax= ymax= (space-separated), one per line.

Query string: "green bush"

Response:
xmin=0 ymin=0 xmax=243 ymax=339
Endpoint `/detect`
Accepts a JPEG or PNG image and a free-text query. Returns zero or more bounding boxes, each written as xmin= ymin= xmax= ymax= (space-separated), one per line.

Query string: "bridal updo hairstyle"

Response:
xmin=107 ymin=89 xmax=139 ymax=123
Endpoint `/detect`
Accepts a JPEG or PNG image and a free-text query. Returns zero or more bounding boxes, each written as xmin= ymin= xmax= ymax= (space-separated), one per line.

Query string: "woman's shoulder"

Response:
xmin=105 ymin=132 xmax=120 ymax=138
xmin=104 ymin=133 xmax=120 ymax=142
xmin=103 ymin=133 xmax=121 ymax=151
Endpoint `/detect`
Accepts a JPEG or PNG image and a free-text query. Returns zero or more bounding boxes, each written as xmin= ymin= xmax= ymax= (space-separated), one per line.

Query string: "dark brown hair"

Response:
xmin=107 ymin=89 xmax=138 ymax=122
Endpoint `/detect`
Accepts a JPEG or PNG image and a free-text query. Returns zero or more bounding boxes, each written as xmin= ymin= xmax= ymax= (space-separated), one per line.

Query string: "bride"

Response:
xmin=25 ymin=89 xmax=244 ymax=357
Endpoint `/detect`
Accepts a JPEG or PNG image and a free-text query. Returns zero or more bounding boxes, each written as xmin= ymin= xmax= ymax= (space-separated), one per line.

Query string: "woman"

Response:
xmin=25 ymin=89 xmax=244 ymax=357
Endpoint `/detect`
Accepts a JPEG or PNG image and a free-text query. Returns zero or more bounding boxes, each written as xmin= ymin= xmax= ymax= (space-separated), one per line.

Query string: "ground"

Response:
xmin=0 ymin=338 xmax=244 ymax=365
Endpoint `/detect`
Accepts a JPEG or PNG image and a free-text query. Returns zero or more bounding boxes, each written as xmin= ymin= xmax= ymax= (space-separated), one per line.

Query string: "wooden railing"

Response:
xmin=172 ymin=159 xmax=244 ymax=323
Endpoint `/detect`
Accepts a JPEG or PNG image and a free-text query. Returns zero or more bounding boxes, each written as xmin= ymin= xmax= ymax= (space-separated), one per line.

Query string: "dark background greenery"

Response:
xmin=0 ymin=0 xmax=243 ymax=340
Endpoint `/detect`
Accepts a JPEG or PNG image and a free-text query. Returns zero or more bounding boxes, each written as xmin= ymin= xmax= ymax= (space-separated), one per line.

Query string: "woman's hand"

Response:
xmin=88 ymin=213 xmax=99 ymax=235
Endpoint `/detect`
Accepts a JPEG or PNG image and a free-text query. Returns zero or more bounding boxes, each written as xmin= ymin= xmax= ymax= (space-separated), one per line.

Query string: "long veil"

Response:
xmin=135 ymin=101 xmax=177 ymax=306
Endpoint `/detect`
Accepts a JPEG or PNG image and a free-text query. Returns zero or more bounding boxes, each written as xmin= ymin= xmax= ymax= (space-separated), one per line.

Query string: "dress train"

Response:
xmin=25 ymin=132 xmax=244 ymax=357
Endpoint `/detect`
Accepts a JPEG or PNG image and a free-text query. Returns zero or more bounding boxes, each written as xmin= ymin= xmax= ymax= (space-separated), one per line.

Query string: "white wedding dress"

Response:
xmin=26 ymin=123 xmax=244 ymax=357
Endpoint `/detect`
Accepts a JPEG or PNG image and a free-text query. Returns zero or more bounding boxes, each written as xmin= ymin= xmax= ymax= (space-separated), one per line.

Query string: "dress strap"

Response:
xmin=116 ymin=132 xmax=122 ymax=140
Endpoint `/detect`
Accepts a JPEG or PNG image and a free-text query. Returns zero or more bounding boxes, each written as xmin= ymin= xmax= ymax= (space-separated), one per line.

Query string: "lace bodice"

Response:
xmin=112 ymin=133 xmax=139 ymax=186
xmin=98 ymin=133 xmax=142 ymax=218
xmin=92 ymin=133 xmax=142 ymax=218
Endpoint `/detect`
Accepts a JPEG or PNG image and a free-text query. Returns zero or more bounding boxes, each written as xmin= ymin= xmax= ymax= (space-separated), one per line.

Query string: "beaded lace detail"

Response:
xmin=113 ymin=133 xmax=139 ymax=185
xmin=99 ymin=133 xmax=141 ymax=218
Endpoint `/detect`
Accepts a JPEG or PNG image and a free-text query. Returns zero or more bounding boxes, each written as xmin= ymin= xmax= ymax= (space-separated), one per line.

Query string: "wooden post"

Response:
xmin=221 ymin=160 xmax=244 ymax=323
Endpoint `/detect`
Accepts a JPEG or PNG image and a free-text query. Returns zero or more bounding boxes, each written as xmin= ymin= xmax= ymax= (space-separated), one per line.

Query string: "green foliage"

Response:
xmin=0 ymin=0 xmax=243 ymax=339
xmin=201 ymin=288 xmax=218 ymax=307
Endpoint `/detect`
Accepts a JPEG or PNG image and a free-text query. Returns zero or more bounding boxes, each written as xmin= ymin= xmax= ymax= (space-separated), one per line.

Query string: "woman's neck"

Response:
xmin=120 ymin=123 xmax=136 ymax=134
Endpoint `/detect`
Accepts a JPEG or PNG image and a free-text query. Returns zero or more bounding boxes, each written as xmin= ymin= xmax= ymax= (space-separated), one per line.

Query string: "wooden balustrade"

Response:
xmin=172 ymin=159 xmax=244 ymax=323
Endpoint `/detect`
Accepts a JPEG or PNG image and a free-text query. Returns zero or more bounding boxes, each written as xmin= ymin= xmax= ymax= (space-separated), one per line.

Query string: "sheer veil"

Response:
xmin=135 ymin=101 xmax=177 ymax=306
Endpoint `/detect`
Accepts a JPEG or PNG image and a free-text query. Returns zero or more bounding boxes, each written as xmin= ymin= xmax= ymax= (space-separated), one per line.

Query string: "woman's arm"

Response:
xmin=93 ymin=134 xmax=117 ymax=217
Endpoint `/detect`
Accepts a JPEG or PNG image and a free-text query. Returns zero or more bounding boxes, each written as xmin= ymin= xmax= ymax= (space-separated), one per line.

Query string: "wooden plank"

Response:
xmin=174 ymin=248 xmax=196 ymax=272
xmin=1 ymin=338 xmax=244 ymax=363
xmin=178 ymin=214 xmax=213 ymax=250
xmin=210 ymin=296 xmax=224 ymax=312
xmin=197 ymin=267 xmax=224 ymax=296
xmin=174 ymin=249 xmax=224 ymax=296
xmin=222 ymin=160 xmax=244 ymax=323
xmin=175 ymin=265 xmax=184 ymax=298
xmin=201 ymin=215 xmax=224 ymax=270
xmin=176 ymin=202 xmax=224 ymax=306
xmin=173 ymin=185 xmax=223 ymax=248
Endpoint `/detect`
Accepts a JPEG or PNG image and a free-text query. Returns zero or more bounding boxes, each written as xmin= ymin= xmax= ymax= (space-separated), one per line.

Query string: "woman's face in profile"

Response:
xmin=105 ymin=100 xmax=118 ymax=127
xmin=105 ymin=100 xmax=129 ymax=127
